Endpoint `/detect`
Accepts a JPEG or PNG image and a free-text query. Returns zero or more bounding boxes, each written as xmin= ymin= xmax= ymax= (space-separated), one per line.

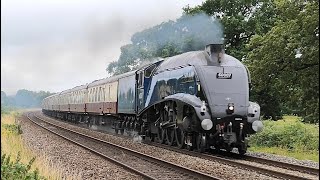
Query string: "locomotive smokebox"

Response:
xmin=205 ymin=44 xmax=225 ymax=66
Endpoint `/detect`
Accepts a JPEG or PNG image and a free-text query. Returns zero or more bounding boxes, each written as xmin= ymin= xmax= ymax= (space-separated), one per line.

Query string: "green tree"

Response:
xmin=15 ymin=89 xmax=35 ymax=107
xmin=246 ymin=0 xmax=319 ymax=122
xmin=183 ymin=0 xmax=277 ymax=60
xmin=106 ymin=13 xmax=223 ymax=75
xmin=2 ymin=90 xmax=53 ymax=108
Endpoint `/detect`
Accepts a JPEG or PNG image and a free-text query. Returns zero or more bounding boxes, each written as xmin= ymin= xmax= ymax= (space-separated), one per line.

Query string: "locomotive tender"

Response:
xmin=42 ymin=44 xmax=263 ymax=154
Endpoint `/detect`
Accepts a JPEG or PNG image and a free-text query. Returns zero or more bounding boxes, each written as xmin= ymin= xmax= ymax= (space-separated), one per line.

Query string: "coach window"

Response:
xmin=92 ymin=88 xmax=95 ymax=102
xmin=93 ymin=88 xmax=95 ymax=102
xmin=81 ymin=91 xmax=84 ymax=103
xmin=104 ymin=85 xmax=108 ymax=101
xmin=100 ymin=87 xmax=103 ymax=102
xmin=95 ymin=88 xmax=98 ymax=102
xmin=76 ymin=92 xmax=78 ymax=103
xmin=99 ymin=88 xmax=101 ymax=102
xmin=102 ymin=87 xmax=105 ymax=102
xmin=88 ymin=90 xmax=90 ymax=102
xmin=138 ymin=71 xmax=144 ymax=88
xmin=76 ymin=91 xmax=78 ymax=103
xmin=108 ymin=85 xmax=111 ymax=100
xmin=91 ymin=89 xmax=94 ymax=102
xmin=102 ymin=87 xmax=105 ymax=101
xmin=96 ymin=88 xmax=99 ymax=102
xmin=98 ymin=87 xmax=101 ymax=102
xmin=97 ymin=88 xmax=100 ymax=102
xmin=91 ymin=89 xmax=93 ymax=102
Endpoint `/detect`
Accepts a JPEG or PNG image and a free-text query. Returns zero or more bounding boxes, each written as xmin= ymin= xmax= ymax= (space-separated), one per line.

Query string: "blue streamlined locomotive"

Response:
xmin=42 ymin=44 xmax=263 ymax=154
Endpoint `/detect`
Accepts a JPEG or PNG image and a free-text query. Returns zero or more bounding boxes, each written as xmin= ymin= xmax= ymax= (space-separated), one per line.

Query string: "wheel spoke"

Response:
xmin=196 ymin=133 xmax=206 ymax=152
xmin=166 ymin=128 xmax=175 ymax=146
xmin=157 ymin=128 xmax=165 ymax=144
xmin=175 ymin=127 xmax=185 ymax=149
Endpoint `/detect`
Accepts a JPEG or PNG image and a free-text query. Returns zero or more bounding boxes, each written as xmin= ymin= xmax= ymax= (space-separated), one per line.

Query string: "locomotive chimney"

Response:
xmin=205 ymin=44 xmax=224 ymax=66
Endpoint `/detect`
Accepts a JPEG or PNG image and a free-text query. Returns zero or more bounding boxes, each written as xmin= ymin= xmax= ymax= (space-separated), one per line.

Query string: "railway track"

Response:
xmin=26 ymin=112 xmax=221 ymax=180
xmin=36 ymin=112 xmax=319 ymax=180
xmin=242 ymin=154 xmax=319 ymax=175
xmin=143 ymin=141 xmax=319 ymax=180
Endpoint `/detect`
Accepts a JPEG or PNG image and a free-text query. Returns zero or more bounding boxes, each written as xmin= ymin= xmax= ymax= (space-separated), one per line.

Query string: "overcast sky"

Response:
xmin=1 ymin=0 xmax=203 ymax=95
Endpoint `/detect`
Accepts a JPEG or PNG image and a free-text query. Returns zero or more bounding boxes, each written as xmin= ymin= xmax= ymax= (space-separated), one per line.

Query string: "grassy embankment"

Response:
xmin=1 ymin=109 xmax=79 ymax=179
xmin=249 ymin=116 xmax=319 ymax=162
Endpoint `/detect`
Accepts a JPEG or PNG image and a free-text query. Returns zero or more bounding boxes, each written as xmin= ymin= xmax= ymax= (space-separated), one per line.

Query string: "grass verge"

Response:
xmin=249 ymin=116 xmax=319 ymax=162
xmin=1 ymin=110 xmax=79 ymax=179
xmin=249 ymin=146 xmax=319 ymax=162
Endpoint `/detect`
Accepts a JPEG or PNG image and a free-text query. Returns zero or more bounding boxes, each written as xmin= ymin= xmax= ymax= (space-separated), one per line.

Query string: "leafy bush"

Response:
xmin=2 ymin=124 xmax=22 ymax=135
xmin=1 ymin=151 xmax=44 ymax=180
xmin=250 ymin=116 xmax=319 ymax=151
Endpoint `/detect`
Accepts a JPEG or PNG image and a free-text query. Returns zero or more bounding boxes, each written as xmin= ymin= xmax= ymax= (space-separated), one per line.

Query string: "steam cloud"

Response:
xmin=131 ymin=12 xmax=224 ymax=50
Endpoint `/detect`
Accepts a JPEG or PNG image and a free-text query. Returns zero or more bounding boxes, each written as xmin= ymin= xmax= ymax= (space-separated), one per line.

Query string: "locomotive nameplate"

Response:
xmin=216 ymin=73 xmax=232 ymax=79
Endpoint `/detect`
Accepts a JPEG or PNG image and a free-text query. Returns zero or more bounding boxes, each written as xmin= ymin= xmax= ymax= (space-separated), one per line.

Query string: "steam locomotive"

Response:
xmin=42 ymin=44 xmax=263 ymax=154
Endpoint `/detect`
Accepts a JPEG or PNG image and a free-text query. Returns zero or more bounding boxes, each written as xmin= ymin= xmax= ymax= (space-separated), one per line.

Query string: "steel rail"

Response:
xmin=28 ymin=112 xmax=221 ymax=180
xmin=143 ymin=142 xmax=318 ymax=180
xmin=243 ymin=155 xmax=319 ymax=176
xmin=38 ymin=112 xmax=318 ymax=180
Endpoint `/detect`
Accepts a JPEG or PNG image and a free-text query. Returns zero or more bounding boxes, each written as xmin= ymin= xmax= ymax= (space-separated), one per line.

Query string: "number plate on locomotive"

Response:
xmin=216 ymin=73 xmax=232 ymax=79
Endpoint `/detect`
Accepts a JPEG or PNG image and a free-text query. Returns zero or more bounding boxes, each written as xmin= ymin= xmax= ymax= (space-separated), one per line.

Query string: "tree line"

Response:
xmin=1 ymin=90 xmax=54 ymax=109
xmin=106 ymin=0 xmax=319 ymax=123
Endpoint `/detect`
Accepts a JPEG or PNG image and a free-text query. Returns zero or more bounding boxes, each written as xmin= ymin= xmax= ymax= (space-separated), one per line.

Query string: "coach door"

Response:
xmin=136 ymin=70 xmax=144 ymax=112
